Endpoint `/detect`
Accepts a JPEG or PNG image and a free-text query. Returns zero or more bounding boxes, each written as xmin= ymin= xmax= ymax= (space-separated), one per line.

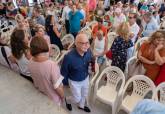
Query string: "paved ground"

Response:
xmin=0 ymin=65 xmax=126 ymax=114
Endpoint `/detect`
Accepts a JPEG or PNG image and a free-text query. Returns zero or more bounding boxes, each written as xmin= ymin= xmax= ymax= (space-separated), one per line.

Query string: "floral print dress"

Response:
xmin=111 ymin=36 xmax=133 ymax=72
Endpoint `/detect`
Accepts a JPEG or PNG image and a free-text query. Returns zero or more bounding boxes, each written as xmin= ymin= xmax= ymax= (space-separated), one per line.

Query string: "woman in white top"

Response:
xmin=10 ymin=29 xmax=33 ymax=82
xmin=0 ymin=33 xmax=18 ymax=71
xmin=93 ymin=30 xmax=108 ymax=65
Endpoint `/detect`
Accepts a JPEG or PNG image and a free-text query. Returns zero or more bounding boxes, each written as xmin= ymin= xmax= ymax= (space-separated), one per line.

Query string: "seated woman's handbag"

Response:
xmin=127 ymin=57 xmax=146 ymax=80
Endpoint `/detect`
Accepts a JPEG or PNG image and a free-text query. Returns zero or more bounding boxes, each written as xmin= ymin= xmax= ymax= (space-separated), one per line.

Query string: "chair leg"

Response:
xmin=112 ymin=105 xmax=116 ymax=114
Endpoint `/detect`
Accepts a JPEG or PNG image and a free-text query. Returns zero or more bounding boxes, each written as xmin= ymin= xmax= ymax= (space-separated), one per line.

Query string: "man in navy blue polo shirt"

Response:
xmin=61 ymin=33 xmax=92 ymax=112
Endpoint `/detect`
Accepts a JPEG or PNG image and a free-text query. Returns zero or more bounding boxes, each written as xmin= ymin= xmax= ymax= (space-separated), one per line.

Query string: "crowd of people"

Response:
xmin=0 ymin=0 xmax=165 ymax=113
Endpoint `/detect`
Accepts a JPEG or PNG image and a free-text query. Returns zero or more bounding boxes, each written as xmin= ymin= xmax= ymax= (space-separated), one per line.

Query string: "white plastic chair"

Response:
xmin=160 ymin=16 xmax=165 ymax=30
xmin=88 ymin=62 xmax=100 ymax=105
xmin=80 ymin=26 xmax=92 ymax=39
xmin=124 ymin=56 xmax=137 ymax=80
xmin=94 ymin=66 xmax=125 ymax=114
xmin=56 ymin=50 xmax=69 ymax=67
xmin=61 ymin=34 xmax=74 ymax=50
xmin=133 ymin=37 xmax=149 ymax=56
xmin=85 ymin=20 xmax=98 ymax=29
xmin=118 ymin=75 xmax=156 ymax=114
xmin=0 ymin=20 xmax=8 ymax=29
xmin=50 ymin=44 xmax=60 ymax=61
xmin=153 ymin=82 xmax=165 ymax=105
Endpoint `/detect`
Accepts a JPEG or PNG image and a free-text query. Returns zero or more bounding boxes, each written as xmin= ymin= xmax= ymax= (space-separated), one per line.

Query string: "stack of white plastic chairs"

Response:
xmin=0 ymin=20 xmax=15 ymax=44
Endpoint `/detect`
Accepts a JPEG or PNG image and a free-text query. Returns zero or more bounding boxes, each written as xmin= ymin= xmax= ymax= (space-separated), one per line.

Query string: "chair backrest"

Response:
xmin=80 ymin=27 xmax=92 ymax=39
xmin=160 ymin=17 xmax=165 ymax=30
xmin=61 ymin=34 xmax=74 ymax=50
xmin=85 ymin=20 xmax=98 ymax=29
xmin=153 ymin=82 xmax=165 ymax=104
xmin=125 ymin=56 xmax=137 ymax=80
xmin=133 ymin=37 xmax=149 ymax=56
xmin=96 ymin=66 xmax=125 ymax=92
xmin=50 ymin=44 xmax=60 ymax=61
xmin=123 ymin=75 xmax=156 ymax=98
xmin=0 ymin=20 xmax=8 ymax=30
xmin=89 ymin=61 xmax=100 ymax=86
xmin=56 ymin=50 xmax=69 ymax=67
xmin=107 ymin=32 xmax=117 ymax=49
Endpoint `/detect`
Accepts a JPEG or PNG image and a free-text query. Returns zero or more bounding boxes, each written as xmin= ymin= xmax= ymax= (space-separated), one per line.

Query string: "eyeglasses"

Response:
xmin=78 ymin=41 xmax=89 ymax=45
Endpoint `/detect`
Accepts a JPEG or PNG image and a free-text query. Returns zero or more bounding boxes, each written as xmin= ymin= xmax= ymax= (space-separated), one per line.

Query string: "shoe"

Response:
xmin=78 ymin=106 xmax=91 ymax=113
xmin=65 ymin=98 xmax=72 ymax=111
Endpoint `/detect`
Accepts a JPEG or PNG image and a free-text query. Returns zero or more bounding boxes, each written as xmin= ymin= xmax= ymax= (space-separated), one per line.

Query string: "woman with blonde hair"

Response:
xmin=15 ymin=14 xmax=26 ymax=30
xmin=138 ymin=31 xmax=165 ymax=82
xmin=15 ymin=14 xmax=31 ymax=39
xmin=111 ymin=22 xmax=133 ymax=71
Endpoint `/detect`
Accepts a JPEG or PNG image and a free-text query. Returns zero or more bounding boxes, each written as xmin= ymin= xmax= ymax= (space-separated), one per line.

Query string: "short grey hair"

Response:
xmin=143 ymin=12 xmax=152 ymax=19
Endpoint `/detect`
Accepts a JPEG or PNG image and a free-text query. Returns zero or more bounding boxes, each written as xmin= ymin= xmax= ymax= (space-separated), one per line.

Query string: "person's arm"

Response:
xmin=53 ymin=24 xmax=61 ymax=38
xmin=51 ymin=64 xmax=64 ymax=99
xmin=91 ymin=39 xmax=96 ymax=56
xmin=103 ymin=38 xmax=108 ymax=54
xmin=8 ymin=55 xmax=17 ymax=63
xmin=61 ymin=7 xmax=66 ymax=22
xmin=54 ymin=82 xmax=64 ymax=99
xmin=60 ymin=55 xmax=70 ymax=85
xmin=137 ymin=48 xmax=155 ymax=65
xmin=126 ymin=39 xmax=134 ymax=49
xmin=92 ymin=26 xmax=97 ymax=39
xmin=155 ymin=45 xmax=165 ymax=65
xmin=80 ymin=11 xmax=85 ymax=26
xmin=25 ymin=49 xmax=32 ymax=60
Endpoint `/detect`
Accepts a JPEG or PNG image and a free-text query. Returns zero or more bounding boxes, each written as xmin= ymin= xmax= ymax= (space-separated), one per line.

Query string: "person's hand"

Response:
xmin=130 ymin=33 xmax=134 ymax=38
xmin=150 ymin=61 xmax=156 ymax=64
xmin=156 ymin=44 xmax=164 ymax=51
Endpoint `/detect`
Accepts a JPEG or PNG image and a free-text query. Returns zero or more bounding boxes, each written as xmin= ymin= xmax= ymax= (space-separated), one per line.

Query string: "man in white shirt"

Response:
xmin=62 ymin=0 xmax=72 ymax=33
xmin=127 ymin=12 xmax=140 ymax=60
xmin=104 ymin=0 xmax=110 ymax=10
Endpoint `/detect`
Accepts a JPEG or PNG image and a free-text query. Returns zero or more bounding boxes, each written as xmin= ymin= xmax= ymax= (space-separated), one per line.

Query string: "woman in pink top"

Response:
xmin=28 ymin=36 xmax=64 ymax=106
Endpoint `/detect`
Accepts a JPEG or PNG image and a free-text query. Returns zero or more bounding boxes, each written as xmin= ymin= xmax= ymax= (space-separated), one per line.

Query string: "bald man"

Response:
xmin=61 ymin=33 xmax=92 ymax=112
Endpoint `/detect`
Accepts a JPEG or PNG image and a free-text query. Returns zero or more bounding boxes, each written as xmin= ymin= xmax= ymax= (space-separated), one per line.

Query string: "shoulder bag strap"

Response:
xmin=1 ymin=46 xmax=11 ymax=68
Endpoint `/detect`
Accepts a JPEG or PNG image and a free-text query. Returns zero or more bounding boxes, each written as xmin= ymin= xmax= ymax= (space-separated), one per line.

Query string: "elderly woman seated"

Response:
xmin=138 ymin=31 xmax=165 ymax=82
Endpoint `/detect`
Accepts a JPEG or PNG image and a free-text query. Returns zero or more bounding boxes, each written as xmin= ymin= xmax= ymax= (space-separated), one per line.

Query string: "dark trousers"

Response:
xmin=65 ymin=20 xmax=70 ymax=34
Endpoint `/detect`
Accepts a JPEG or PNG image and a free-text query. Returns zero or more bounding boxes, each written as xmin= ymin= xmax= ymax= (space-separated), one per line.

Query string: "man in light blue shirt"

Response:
xmin=142 ymin=12 xmax=159 ymax=37
xmin=132 ymin=99 xmax=165 ymax=114
xmin=32 ymin=6 xmax=45 ymax=26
